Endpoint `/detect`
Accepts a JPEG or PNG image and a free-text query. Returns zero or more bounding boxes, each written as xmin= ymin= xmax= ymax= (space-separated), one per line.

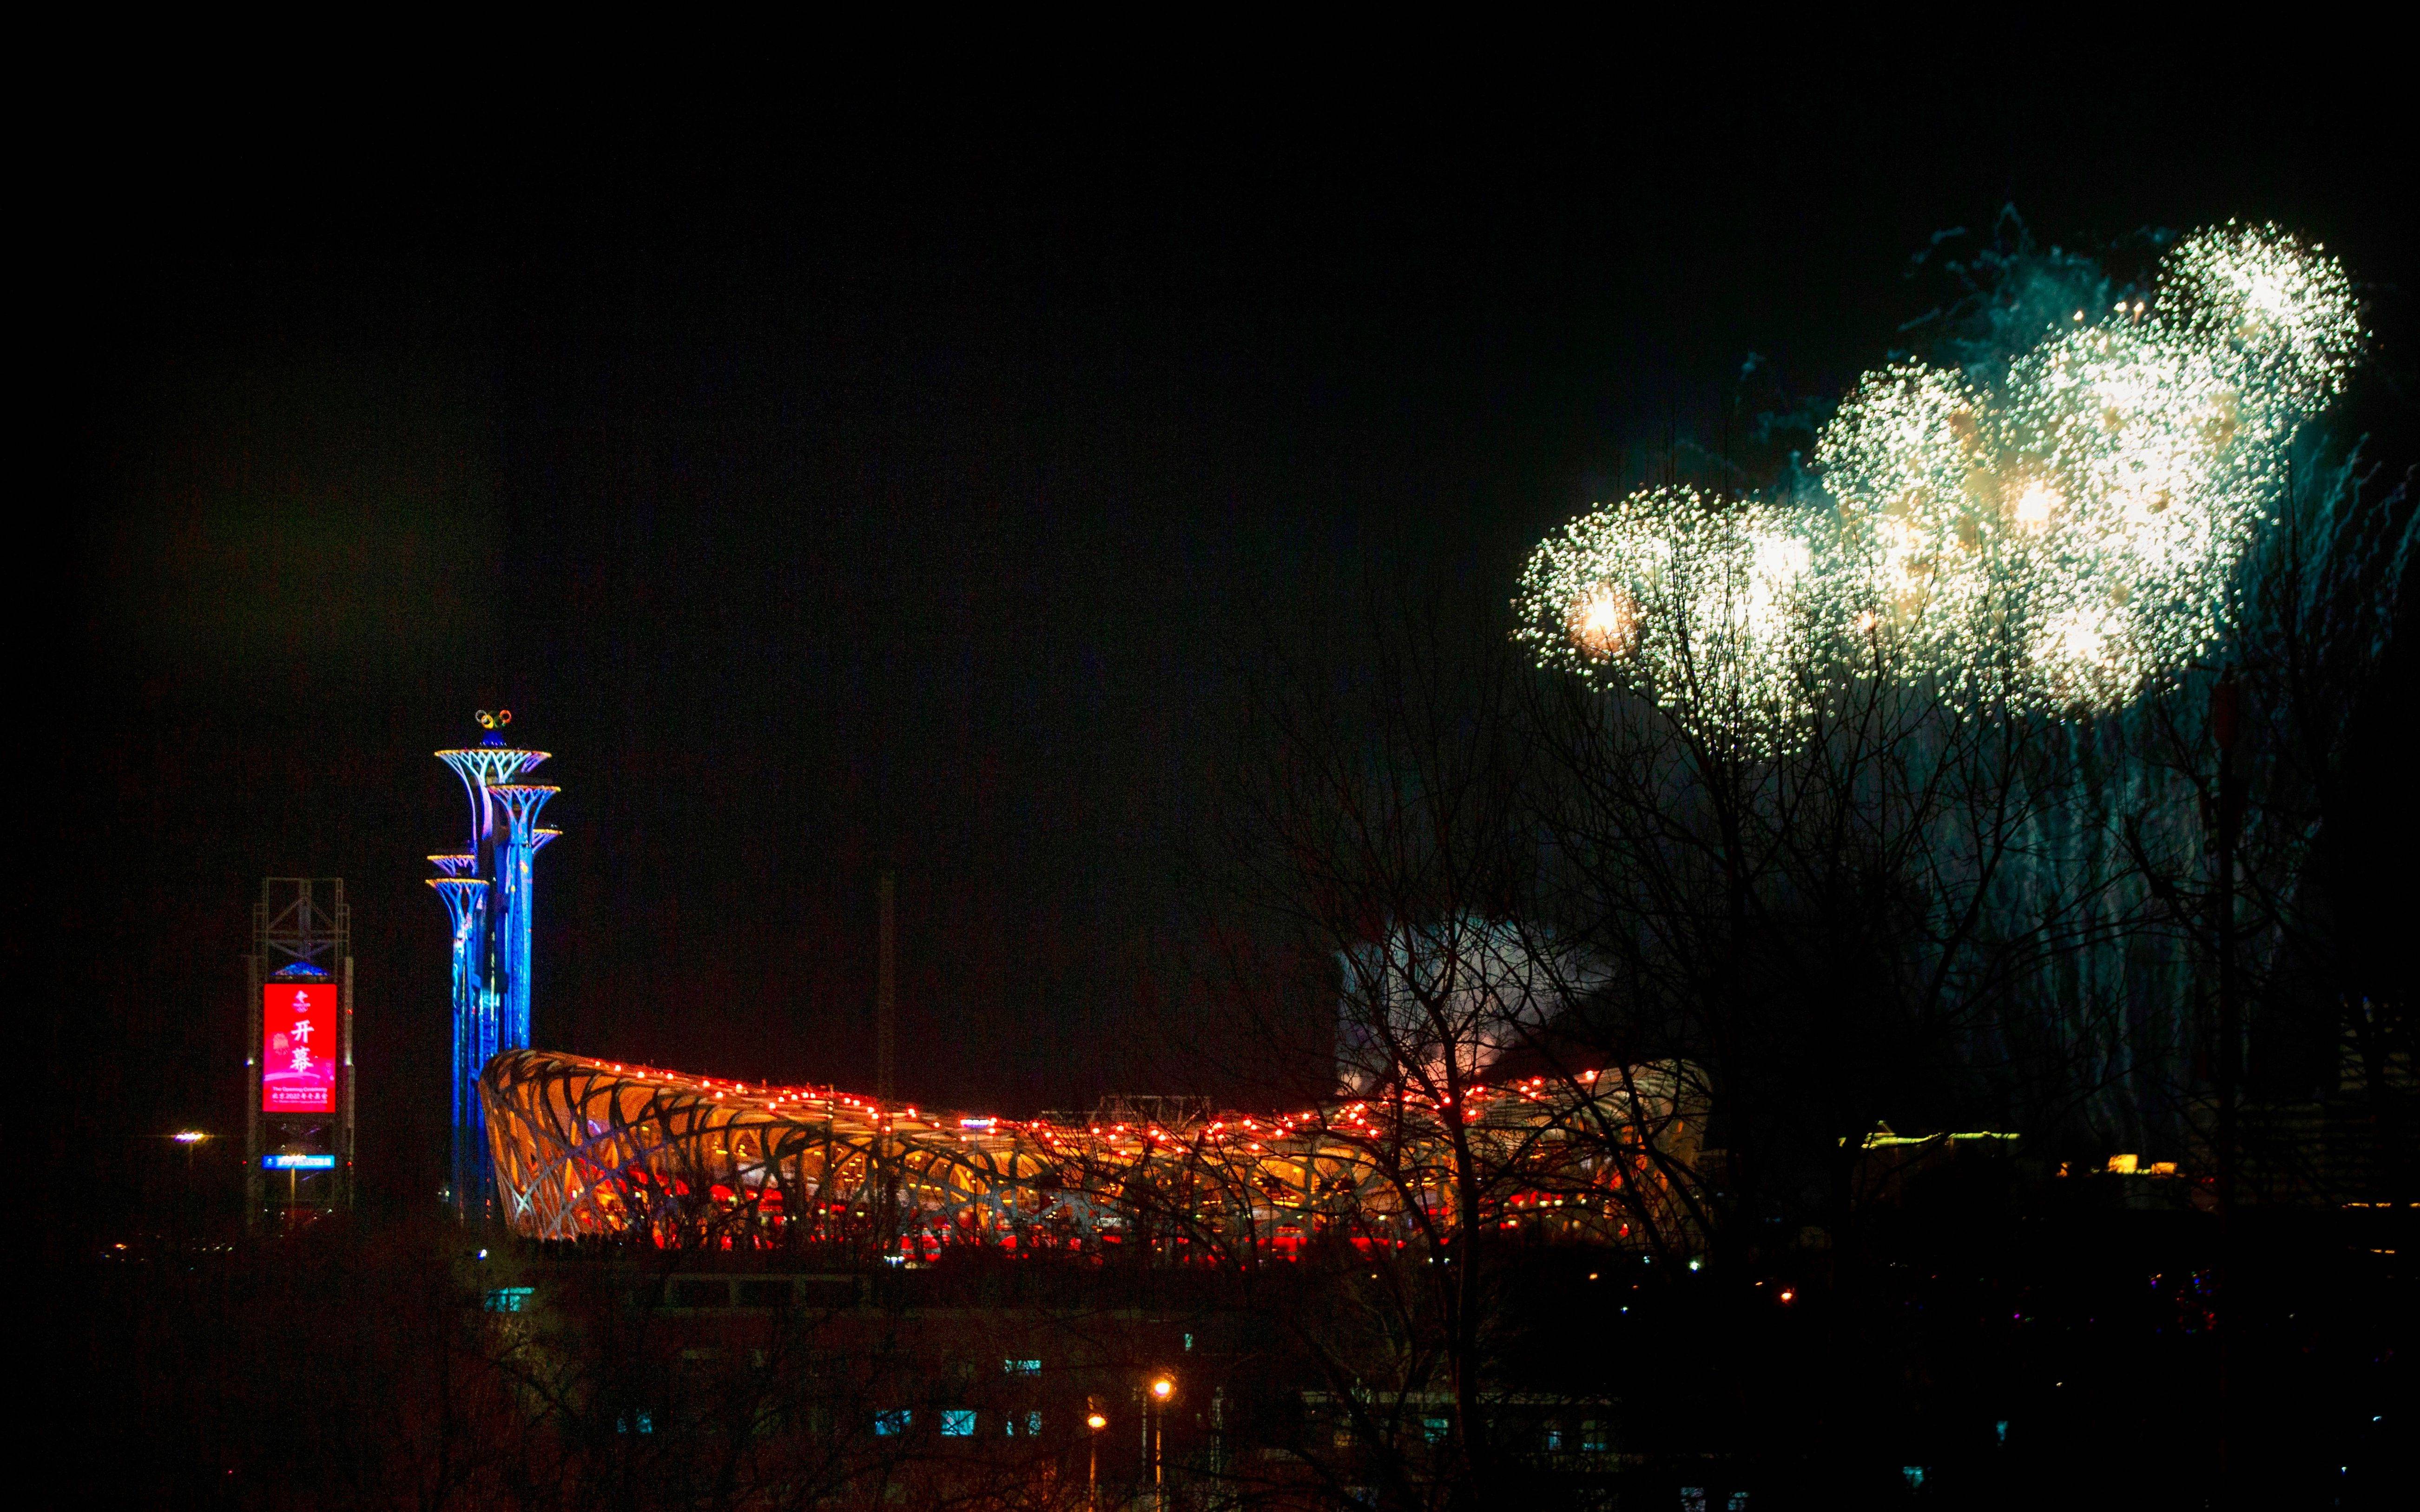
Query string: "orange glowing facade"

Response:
xmin=481 ymin=1050 xmax=1706 ymax=1256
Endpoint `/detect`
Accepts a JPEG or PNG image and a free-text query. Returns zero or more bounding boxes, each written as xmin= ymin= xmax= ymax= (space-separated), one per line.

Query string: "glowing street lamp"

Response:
xmin=172 ymin=1129 xmax=211 ymax=1178
xmin=1085 ymin=1398 xmax=1106 ymax=1511
xmin=1147 ymin=1374 xmax=1176 ymax=1511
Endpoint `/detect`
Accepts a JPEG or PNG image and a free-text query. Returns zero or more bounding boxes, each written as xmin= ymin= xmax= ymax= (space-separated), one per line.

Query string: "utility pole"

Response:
xmin=2212 ymin=671 xmax=2244 ymax=1493
xmin=2214 ymin=675 xmax=2242 ymax=1221
xmin=877 ymin=870 xmax=896 ymax=1104
xmin=875 ymin=869 xmax=897 ymax=1263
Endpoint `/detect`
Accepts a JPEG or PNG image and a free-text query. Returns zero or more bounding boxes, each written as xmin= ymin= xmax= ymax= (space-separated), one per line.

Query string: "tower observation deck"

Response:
xmin=429 ymin=710 xmax=559 ymax=1221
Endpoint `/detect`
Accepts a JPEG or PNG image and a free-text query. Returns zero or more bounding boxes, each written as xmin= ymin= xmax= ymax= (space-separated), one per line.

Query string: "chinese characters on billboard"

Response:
xmin=261 ymin=982 xmax=337 ymax=1114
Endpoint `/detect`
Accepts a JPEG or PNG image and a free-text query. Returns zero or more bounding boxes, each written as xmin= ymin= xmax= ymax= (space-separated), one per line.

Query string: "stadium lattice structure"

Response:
xmin=482 ymin=1050 xmax=1706 ymax=1258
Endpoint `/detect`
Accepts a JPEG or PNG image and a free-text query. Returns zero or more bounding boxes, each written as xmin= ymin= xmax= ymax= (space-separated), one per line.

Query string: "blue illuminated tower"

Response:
xmin=428 ymin=870 xmax=488 ymax=1214
xmin=487 ymin=782 xmax=559 ymax=1052
xmin=429 ymin=714 xmax=556 ymax=1220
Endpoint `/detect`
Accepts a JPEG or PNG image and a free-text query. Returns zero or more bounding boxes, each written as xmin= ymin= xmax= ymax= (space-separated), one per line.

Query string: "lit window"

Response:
xmin=1421 ymin=1417 xmax=1449 ymax=1445
xmin=875 ymin=1410 xmax=910 ymax=1436
xmin=1582 ymin=1420 xmax=1607 ymax=1453
xmin=1004 ymin=1358 xmax=1042 ymax=1375
xmin=942 ymin=1410 xmax=976 ymax=1437
xmin=1545 ymin=1427 xmax=1565 ymax=1452
xmin=483 ymin=1286 xmax=534 ymax=1313
xmin=1022 ymin=1411 xmax=1042 ymax=1437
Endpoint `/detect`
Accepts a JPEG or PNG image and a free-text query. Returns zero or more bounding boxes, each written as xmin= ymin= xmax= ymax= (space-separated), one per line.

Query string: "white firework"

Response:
xmin=1518 ymin=224 xmax=2360 ymax=736
xmin=1514 ymin=486 xmax=1826 ymax=751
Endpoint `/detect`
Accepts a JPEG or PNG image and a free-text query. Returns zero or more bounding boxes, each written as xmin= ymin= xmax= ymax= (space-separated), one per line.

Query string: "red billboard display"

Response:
xmin=261 ymin=982 xmax=338 ymax=1114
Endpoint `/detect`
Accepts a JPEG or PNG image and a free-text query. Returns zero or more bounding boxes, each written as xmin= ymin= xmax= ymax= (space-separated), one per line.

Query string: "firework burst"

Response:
xmin=1514 ymin=486 xmax=1827 ymax=749
xmin=1517 ymin=224 xmax=2360 ymax=741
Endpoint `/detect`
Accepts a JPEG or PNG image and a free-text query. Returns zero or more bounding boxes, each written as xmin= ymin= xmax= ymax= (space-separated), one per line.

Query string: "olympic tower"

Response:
xmin=429 ymin=710 xmax=560 ymax=1220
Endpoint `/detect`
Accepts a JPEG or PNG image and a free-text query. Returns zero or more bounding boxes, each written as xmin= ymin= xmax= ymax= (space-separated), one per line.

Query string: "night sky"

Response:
xmin=41 ymin=65 xmax=2418 ymax=1221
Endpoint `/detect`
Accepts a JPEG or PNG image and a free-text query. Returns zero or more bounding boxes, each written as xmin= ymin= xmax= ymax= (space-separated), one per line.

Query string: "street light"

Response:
xmin=1148 ymin=1374 xmax=1176 ymax=1512
xmin=1085 ymin=1398 xmax=1106 ymax=1511
xmin=171 ymin=1131 xmax=211 ymax=1242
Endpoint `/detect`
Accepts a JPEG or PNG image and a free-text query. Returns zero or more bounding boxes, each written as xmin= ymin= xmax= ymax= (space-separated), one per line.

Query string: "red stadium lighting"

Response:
xmin=480 ymin=1051 xmax=1708 ymax=1254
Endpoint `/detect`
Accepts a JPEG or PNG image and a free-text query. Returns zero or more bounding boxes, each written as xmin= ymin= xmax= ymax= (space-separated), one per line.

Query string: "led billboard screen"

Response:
xmin=261 ymin=982 xmax=338 ymax=1114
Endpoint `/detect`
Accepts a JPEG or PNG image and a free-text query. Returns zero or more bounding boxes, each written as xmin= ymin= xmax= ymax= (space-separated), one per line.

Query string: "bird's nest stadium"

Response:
xmin=482 ymin=1050 xmax=1708 ymax=1257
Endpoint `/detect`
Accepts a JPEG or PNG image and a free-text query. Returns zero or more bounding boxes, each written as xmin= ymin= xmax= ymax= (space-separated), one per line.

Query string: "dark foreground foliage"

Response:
xmin=49 ymin=1173 xmax=2412 ymax=1511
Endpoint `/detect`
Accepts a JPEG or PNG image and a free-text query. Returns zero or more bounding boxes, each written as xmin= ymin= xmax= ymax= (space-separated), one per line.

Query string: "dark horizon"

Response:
xmin=41 ymin=81 xmax=2420 ymax=1222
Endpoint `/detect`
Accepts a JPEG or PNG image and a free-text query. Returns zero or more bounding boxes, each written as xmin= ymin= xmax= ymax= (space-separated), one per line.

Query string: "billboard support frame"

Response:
xmin=245 ymin=878 xmax=354 ymax=1229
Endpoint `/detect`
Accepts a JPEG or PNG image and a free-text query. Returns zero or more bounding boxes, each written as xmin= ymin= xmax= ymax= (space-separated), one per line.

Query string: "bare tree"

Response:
xmin=2105 ymin=444 xmax=2418 ymax=1203
xmin=1518 ymin=573 xmax=2140 ymax=1269
xmin=1065 ymin=591 xmax=1715 ymax=1509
